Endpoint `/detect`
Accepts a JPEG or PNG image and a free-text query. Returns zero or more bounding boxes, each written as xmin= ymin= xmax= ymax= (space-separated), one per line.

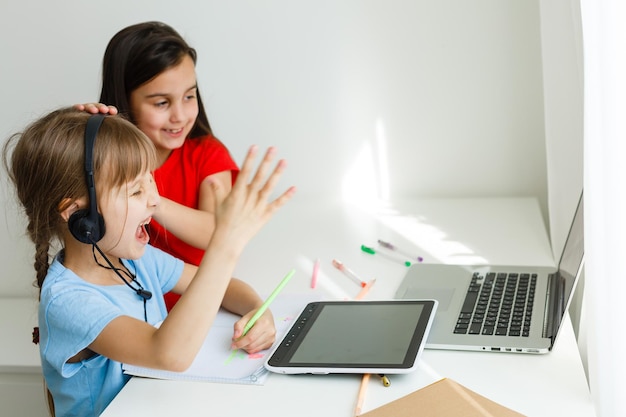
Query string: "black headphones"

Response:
xmin=67 ymin=114 xmax=152 ymax=304
xmin=68 ymin=114 xmax=107 ymax=244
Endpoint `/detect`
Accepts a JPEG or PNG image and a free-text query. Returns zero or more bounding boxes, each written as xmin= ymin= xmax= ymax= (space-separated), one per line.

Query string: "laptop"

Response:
xmin=394 ymin=192 xmax=584 ymax=354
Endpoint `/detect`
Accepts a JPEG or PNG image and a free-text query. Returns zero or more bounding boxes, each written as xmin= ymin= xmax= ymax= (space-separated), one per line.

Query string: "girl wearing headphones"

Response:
xmin=79 ymin=21 xmax=241 ymax=310
xmin=3 ymin=108 xmax=295 ymax=416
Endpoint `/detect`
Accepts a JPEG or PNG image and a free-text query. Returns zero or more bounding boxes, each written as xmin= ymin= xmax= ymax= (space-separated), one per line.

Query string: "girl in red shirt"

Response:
xmin=80 ymin=22 xmax=241 ymax=310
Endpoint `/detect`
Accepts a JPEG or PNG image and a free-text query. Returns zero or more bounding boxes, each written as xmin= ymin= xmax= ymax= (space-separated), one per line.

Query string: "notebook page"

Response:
xmin=122 ymin=293 xmax=317 ymax=385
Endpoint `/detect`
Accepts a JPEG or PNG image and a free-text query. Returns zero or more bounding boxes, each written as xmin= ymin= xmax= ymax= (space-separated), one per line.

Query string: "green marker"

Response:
xmin=361 ymin=245 xmax=412 ymax=267
xmin=242 ymin=269 xmax=296 ymax=336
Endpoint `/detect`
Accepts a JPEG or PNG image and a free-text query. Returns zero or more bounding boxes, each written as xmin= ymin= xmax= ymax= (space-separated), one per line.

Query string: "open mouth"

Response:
xmin=136 ymin=218 xmax=151 ymax=244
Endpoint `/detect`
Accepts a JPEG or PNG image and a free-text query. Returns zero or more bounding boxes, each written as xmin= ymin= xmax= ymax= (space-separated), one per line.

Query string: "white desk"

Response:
xmin=99 ymin=197 xmax=595 ymax=416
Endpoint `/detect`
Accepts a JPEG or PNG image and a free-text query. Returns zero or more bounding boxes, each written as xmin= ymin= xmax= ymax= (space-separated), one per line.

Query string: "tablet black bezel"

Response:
xmin=265 ymin=299 xmax=437 ymax=374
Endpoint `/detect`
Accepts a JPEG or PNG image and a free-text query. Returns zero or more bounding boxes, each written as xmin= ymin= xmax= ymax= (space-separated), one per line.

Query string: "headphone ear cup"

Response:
xmin=68 ymin=209 xmax=106 ymax=244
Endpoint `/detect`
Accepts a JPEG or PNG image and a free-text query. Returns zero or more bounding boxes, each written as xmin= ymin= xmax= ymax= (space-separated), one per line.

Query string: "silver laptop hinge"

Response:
xmin=542 ymin=273 xmax=563 ymax=340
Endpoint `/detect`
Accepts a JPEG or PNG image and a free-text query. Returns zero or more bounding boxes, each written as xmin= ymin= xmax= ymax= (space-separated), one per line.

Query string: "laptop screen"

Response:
xmin=555 ymin=192 xmax=585 ymax=324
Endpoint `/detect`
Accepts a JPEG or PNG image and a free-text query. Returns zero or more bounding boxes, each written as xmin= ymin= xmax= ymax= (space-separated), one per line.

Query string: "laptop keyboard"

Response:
xmin=454 ymin=272 xmax=537 ymax=337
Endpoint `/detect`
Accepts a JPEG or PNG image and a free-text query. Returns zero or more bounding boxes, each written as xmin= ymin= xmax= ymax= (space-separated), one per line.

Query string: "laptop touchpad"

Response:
xmin=403 ymin=288 xmax=455 ymax=312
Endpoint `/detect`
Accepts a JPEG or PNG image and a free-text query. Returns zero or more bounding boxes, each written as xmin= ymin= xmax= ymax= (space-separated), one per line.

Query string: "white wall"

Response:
xmin=0 ymin=0 xmax=550 ymax=297
xmin=538 ymin=0 xmax=584 ymax=260
xmin=537 ymin=0 xmax=586 ymax=375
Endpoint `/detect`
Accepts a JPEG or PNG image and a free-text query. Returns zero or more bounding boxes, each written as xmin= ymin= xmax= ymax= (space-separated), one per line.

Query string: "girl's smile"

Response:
xmin=130 ymin=55 xmax=199 ymax=166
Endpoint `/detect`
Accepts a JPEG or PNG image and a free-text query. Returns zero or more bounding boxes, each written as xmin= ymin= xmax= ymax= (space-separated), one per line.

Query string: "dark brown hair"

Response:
xmin=99 ymin=21 xmax=212 ymax=138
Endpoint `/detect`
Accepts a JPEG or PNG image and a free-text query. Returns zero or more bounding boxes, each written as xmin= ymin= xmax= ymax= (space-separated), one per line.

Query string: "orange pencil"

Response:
xmin=354 ymin=373 xmax=370 ymax=416
xmin=354 ymin=279 xmax=376 ymax=301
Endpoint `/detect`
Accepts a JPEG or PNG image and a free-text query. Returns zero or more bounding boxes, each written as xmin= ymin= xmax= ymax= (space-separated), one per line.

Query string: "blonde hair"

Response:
xmin=2 ymin=107 xmax=157 ymax=294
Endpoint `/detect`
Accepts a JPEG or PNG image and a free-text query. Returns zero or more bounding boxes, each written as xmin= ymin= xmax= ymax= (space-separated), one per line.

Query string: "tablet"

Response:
xmin=264 ymin=299 xmax=438 ymax=375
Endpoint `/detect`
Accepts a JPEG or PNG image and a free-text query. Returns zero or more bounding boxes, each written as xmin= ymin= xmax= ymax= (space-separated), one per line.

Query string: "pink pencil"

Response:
xmin=311 ymin=258 xmax=320 ymax=289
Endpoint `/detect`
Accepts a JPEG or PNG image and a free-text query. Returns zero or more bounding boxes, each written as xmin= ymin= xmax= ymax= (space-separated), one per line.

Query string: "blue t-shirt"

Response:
xmin=39 ymin=245 xmax=183 ymax=416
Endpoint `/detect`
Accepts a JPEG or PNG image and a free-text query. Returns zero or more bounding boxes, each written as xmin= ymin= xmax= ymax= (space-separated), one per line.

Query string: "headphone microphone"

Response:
xmin=69 ymin=114 xmax=152 ymax=303
xmin=136 ymin=289 xmax=153 ymax=300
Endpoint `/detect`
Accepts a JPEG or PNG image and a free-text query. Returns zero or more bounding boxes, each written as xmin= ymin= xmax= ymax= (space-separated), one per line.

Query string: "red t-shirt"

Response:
xmin=150 ymin=135 xmax=239 ymax=310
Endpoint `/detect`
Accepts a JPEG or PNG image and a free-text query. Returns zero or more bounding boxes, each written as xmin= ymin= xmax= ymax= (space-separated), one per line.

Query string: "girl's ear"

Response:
xmin=58 ymin=198 xmax=86 ymax=222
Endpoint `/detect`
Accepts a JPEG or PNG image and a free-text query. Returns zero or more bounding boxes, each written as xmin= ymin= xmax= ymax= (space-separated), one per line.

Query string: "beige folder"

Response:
xmin=360 ymin=378 xmax=525 ymax=417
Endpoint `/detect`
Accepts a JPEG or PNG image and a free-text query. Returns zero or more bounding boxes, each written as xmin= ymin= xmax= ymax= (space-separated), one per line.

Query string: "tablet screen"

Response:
xmin=265 ymin=300 xmax=437 ymax=374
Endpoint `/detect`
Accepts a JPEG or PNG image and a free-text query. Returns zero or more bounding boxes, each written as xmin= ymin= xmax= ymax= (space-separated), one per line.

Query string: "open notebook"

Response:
xmin=123 ymin=293 xmax=316 ymax=385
